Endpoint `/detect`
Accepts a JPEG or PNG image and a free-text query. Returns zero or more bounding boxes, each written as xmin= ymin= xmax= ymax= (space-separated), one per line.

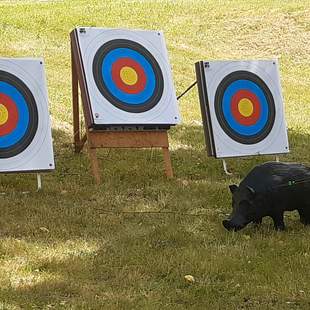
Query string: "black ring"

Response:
xmin=92 ymin=39 xmax=164 ymax=113
xmin=214 ymin=70 xmax=276 ymax=145
xmin=0 ymin=70 xmax=38 ymax=158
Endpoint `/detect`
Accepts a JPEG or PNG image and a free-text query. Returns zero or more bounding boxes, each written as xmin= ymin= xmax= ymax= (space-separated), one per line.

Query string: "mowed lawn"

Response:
xmin=0 ymin=0 xmax=310 ymax=309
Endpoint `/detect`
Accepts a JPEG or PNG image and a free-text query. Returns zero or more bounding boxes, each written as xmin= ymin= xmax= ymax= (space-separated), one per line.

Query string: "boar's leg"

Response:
xmin=298 ymin=209 xmax=310 ymax=225
xmin=252 ymin=218 xmax=263 ymax=228
xmin=271 ymin=213 xmax=285 ymax=231
xmin=253 ymin=218 xmax=262 ymax=225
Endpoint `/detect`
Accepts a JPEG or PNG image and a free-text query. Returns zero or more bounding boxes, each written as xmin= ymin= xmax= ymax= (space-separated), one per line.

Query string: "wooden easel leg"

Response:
xmin=88 ymin=147 xmax=101 ymax=184
xmin=162 ymin=147 xmax=173 ymax=178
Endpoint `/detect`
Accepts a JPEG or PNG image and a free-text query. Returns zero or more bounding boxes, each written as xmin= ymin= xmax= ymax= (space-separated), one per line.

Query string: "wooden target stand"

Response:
xmin=70 ymin=31 xmax=173 ymax=184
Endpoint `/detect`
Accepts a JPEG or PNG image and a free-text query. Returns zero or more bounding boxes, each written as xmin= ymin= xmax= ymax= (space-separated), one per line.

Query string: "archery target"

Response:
xmin=76 ymin=27 xmax=180 ymax=125
xmin=0 ymin=58 xmax=54 ymax=172
xmin=93 ymin=39 xmax=164 ymax=113
xmin=200 ymin=60 xmax=289 ymax=158
xmin=215 ymin=70 xmax=276 ymax=145
xmin=0 ymin=70 xmax=38 ymax=158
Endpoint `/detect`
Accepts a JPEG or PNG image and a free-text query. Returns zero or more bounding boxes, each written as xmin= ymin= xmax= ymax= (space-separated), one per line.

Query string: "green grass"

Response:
xmin=0 ymin=0 xmax=310 ymax=308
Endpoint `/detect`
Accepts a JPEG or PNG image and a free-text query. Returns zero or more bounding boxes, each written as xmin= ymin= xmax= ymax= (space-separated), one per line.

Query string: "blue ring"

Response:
xmin=101 ymin=48 xmax=156 ymax=105
xmin=222 ymin=80 xmax=268 ymax=136
xmin=0 ymin=81 xmax=30 ymax=148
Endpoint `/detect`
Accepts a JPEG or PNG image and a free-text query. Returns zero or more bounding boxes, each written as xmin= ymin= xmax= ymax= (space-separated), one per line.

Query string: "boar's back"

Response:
xmin=240 ymin=162 xmax=310 ymax=194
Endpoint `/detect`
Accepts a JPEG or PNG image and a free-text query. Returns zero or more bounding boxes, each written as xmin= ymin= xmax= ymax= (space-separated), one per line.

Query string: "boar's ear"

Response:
xmin=229 ymin=184 xmax=238 ymax=194
xmin=246 ymin=186 xmax=255 ymax=197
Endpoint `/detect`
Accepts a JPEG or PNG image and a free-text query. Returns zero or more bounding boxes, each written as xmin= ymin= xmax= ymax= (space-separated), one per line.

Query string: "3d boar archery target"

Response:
xmin=195 ymin=60 xmax=289 ymax=158
xmin=0 ymin=58 xmax=54 ymax=172
xmin=76 ymin=27 xmax=180 ymax=126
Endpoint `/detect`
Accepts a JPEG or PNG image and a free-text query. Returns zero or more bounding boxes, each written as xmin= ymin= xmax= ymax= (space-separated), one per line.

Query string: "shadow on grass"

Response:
xmin=0 ymin=125 xmax=309 ymax=307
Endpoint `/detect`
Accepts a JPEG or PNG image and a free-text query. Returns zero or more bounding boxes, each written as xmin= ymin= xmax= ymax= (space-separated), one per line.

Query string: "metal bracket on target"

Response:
xmin=37 ymin=174 xmax=42 ymax=191
xmin=222 ymin=159 xmax=233 ymax=176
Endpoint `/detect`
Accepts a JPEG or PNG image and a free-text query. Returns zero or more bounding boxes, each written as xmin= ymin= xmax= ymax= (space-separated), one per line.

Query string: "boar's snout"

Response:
xmin=222 ymin=219 xmax=246 ymax=231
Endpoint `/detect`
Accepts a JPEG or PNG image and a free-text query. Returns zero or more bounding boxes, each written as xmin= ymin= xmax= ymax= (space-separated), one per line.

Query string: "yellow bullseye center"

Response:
xmin=0 ymin=104 xmax=9 ymax=125
xmin=238 ymin=98 xmax=254 ymax=117
xmin=120 ymin=66 xmax=138 ymax=85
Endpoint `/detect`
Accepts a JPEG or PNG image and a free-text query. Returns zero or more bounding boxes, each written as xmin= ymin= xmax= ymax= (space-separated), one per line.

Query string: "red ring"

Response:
xmin=0 ymin=93 xmax=18 ymax=136
xmin=111 ymin=58 xmax=146 ymax=94
xmin=231 ymin=90 xmax=261 ymax=126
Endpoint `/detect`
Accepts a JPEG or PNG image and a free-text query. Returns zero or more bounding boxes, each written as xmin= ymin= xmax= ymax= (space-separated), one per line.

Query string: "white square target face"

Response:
xmin=0 ymin=58 xmax=55 ymax=172
xmin=199 ymin=60 xmax=289 ymax=158
xmin=76 ymin=27 xmax=180 ymax=126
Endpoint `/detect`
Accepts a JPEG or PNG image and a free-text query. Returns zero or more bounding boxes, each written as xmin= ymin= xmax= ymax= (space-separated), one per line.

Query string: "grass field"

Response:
xmin=0 ymin=0 xmax=310 ymax=309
